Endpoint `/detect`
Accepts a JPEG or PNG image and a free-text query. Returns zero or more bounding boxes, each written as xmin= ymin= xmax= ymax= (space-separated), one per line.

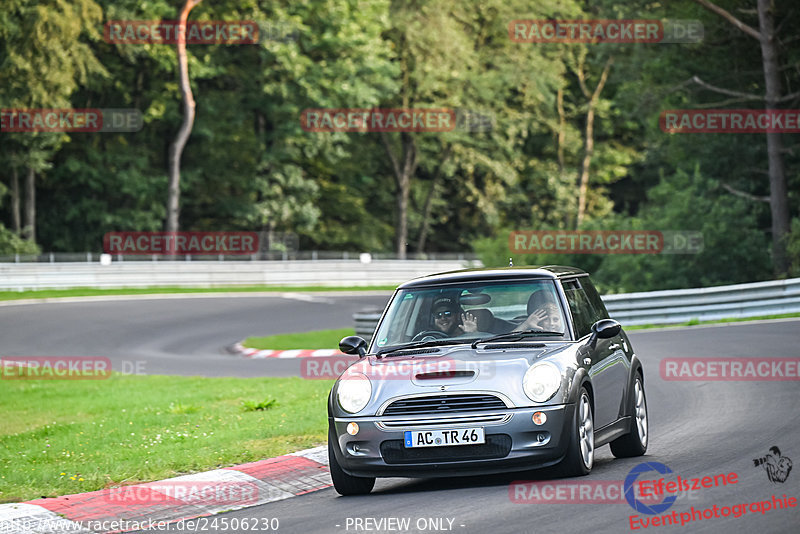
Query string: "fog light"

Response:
xmin=346 ymin=422 xmax=359 ymax=436
xmin=532 ymin=411 xmax=547 ymax=425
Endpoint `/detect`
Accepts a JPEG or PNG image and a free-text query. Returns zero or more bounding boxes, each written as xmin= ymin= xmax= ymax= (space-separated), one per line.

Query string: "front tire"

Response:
xmin=328 ymin=425 xmax=375 ymax=496
xmin=610 ymin=374 xmax=648 ymax=458
xmin=559 ymin=387 xmax=594 ymax=476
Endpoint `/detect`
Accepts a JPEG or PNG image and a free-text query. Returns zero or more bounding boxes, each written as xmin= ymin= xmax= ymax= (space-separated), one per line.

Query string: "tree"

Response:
xmin=166 ymin=0 xmax=203 ymax=233
xmin=690 ymin=0 xmax=794 ymax=275
xmin=0 ymin=0 xmax=106 ymax=244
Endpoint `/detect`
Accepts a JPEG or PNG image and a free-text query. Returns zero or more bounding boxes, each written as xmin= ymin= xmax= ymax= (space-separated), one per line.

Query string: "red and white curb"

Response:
xmin=0 ymin=447 xmax=330 ymax=534
xmin=232 ymin=342 xmax=346 ymax=359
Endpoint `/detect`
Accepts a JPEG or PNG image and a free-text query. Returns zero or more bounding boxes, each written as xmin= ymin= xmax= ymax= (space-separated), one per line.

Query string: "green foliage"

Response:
xmin=0 ymin=0 xmax=797 ymax=289
xmin=0 ymin=223 xmax=40 ymax=255
xmin=788 ymin=219 xmax=800 ymax=278
xmin=240 ymin=398 xmax=278 ymax=412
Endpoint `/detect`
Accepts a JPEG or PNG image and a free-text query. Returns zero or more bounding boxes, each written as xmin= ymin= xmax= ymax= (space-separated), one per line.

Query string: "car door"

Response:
xmin=562 ymin=278 xmax=628 ymax=429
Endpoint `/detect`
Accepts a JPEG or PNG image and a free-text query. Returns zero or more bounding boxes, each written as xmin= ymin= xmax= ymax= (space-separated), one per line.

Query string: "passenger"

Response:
xmin=431 ymin=297 xmax=478 ymax=336
xmin=514 ymin=302 xmax=564 ymax=332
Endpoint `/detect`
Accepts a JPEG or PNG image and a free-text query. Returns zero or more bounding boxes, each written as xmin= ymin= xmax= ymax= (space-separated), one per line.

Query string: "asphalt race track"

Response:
xmin=0 ymin=293 xmax=390 ymax=377
xmin=4 ymin=296 xmax=799 ymax=533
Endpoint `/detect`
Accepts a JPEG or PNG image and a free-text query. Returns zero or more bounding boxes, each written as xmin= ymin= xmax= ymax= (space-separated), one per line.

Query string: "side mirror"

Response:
xmin=593 ymin=319 xmax=622 ymax=339
xmin=587 ymin=319 xmax=621 ymax=349
xmin=339 ymin=336 xmax=368 ymax=358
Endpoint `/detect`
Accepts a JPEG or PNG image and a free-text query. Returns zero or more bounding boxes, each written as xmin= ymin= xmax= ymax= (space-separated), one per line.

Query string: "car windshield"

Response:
xmin=371 ymin=279 xmax=569 ymax=351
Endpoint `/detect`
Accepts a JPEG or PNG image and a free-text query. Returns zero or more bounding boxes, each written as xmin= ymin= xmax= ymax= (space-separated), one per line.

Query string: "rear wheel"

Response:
xmin=559 ymin=388 xmax=594 ymax=476
xmin=328 ymin=425 xmax=375 ymax=496
xmin=610 ymin=374 xmax=648 ymax=458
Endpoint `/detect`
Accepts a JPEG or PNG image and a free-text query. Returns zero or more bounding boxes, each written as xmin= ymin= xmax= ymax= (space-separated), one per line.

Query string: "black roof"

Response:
xmin=397 ymin=265 xmax=588 ymax=289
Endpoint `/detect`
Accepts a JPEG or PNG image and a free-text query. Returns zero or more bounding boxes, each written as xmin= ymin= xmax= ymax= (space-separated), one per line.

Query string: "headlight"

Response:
xmin=523 ymin=362 xmax=561 ymax=403
xmin=337 ymin=374 xmax=372 ymax=414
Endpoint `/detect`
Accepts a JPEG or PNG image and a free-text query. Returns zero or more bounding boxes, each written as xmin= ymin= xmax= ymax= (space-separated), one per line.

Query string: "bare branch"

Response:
xmin=721 ymin=182 xmax=770 ymax=203
xmin=692 ymin=0 xmax=761 ymax=40
xmin=690 ymin=75 xmax=762 ymax=100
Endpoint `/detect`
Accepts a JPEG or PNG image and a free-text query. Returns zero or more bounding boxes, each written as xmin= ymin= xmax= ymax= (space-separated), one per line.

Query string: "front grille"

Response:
xmin=382 ymin=394 xmax=507 ymax=416
xmin=380 ymin=434 xmax=512 ymax=464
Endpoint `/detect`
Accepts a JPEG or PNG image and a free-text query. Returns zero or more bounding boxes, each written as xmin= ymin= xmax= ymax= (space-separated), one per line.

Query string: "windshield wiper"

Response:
xmin=471 ymin=329 xmax=565 ymax=349
xmin=376 ymin=339 xmax=466 ymax=358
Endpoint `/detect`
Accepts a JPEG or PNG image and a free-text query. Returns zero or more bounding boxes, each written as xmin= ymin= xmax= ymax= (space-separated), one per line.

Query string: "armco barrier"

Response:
xmin=351 ymin=278 xmax=800 ymax=335
xmin=602 ymin=277 xmax=800 ymax=325
xmin=0 ymin=259 xmax=479 ymax=291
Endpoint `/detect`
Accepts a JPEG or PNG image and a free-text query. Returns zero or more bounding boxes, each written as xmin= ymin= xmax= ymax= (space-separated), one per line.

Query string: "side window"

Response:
xmin=581 ymin=278 xmax=609 ymax=322
xmin=562 ymin=279 xmax=596 ymax=338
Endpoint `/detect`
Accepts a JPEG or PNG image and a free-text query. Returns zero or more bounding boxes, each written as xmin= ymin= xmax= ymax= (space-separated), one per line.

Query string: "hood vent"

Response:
xmin=415 ymin=370 xmax=475 ymax=380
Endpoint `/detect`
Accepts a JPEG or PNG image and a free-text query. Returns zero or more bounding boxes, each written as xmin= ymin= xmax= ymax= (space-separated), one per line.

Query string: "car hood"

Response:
xmin=336 ymin=342 xmax=577 ymax=415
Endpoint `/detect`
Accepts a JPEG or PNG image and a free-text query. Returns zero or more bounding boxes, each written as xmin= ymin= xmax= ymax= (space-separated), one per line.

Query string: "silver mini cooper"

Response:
xmin=328 ymin=266 xmax=648 ymax=495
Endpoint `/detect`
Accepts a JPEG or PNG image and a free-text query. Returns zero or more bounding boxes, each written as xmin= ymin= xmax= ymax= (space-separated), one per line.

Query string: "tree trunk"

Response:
xmin=692 ymin=0 xmax=791 ymax=275
xmin=757 ymin=0 xmax=790 ymax=275
xmin=416 ymin=146 xmax=452 ymax=253
xmin=382 ymin=132 xmax=418 ymax=259
xmin=556 ymin=87 xmax=571 ymax=228
xmin=10 ymin=166 xmax=20 ymax=235
xmin=576 ymin=58 xmax=612 ymax=228
xmin=166 ymin=0 xmax=203 ymax=233
xmin=23 ymin=167 xmax=35 ymax=242
xmin=396 ymin=177 xmax=410 ymax=258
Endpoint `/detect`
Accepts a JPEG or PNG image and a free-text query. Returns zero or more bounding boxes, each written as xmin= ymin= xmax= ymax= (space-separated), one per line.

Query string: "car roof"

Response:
xmin=397 ymin=265 xmax=588 ymax=289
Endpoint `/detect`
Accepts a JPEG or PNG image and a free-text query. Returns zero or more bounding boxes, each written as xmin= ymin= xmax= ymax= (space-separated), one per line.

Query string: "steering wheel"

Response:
xmin=411 ymin=330 xmax=449 ymax=342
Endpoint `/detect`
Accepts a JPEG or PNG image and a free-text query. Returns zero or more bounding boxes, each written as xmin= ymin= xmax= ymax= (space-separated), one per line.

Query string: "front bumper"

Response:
xmin=329 ymin=403 xmax=574 ymax=478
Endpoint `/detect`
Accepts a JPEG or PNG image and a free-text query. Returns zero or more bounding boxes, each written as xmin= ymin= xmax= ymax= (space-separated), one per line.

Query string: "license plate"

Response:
xmin=404 ymin=428 xmax=485 ymax=448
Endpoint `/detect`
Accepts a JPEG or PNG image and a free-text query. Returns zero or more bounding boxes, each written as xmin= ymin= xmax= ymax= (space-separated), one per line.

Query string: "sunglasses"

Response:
xmin=434 ymin=310 xmax=453 ymax=318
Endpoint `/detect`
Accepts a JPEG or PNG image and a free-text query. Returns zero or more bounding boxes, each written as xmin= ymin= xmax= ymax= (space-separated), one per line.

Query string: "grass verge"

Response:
xmin=624 ymin=312 xmax=800 ymax=330
xmin=0 ymin=285 xmax=394 ymax=302
xmin=0 ymin=374 xmax=333 ymax=503
xmin=244 ymin=329 xmax=356 ymax=351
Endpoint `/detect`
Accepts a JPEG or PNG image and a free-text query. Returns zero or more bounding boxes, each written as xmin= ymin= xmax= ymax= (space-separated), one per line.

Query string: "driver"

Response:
xmin=431 ymin=297 xmax=478 ymax=336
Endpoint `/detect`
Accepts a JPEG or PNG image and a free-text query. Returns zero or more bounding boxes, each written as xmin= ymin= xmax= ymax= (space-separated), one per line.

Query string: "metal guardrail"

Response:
xmin=0 ymin=259 xmax=480 ymax=291
xmin=352 ymin=278 xmax=800 ymax=336
xmin=603 ymin=277 xmax=800 ymax=326
xmin=0 ymin=251 xmax=478 ymax=263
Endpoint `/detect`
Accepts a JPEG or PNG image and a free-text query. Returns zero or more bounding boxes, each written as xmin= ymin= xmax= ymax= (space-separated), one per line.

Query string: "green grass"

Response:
xmin=244 ymin=328 xmax=356 ymax=350
xmin=624 ymin=312 xmax=800 ymax=330
xmin=0 ymin=285 xmax=395 ymax=302
xmin=0 ymin=374 xmax=334 ymax=503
